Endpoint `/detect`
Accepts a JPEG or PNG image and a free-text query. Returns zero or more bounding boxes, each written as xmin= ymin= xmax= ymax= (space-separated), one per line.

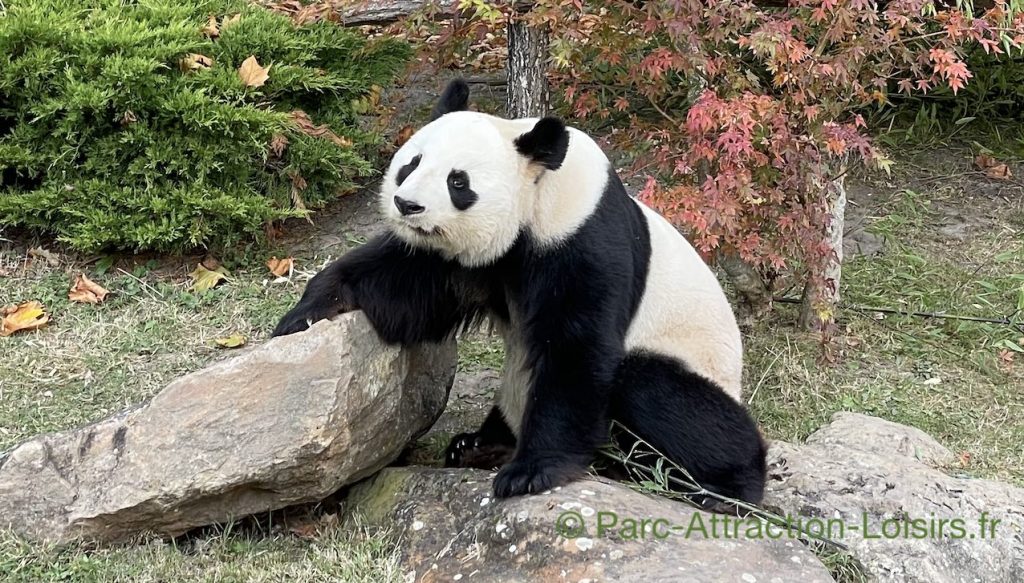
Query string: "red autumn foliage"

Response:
xmin=430 ymin=0 xmax=1024 ymax=312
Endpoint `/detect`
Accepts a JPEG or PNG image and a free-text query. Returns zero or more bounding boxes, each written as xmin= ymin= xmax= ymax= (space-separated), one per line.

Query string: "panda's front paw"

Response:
xmin=271 ymin=305 xmax=321 ymax=338
xmin=492 ymin=455 xmax=584 ymax=498
xmin=445 ymin=432 xmax=514 ymax=470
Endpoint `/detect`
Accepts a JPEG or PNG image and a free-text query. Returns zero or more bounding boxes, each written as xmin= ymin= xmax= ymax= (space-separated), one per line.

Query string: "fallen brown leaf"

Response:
xmin=68 ymin=274 xmax=110 ymax=304
xmin=289 ymin=172 xmax=312 ymax=221
xmin=201 ymin=15 xmax=220 ymax=38
xmin=289 ymin=110 xmax=352 ymax=148
xmin=223 ymin=13 xmax=242 ymax=27
xmin=265 ymin=221 xmax=284 ymax=241
xmin=272 ymin=0 xmax=305 ymax=15
xmin=180 ymin=53 xmax=214 ymax=73
xmin=199 ymin=256 xmax=222 ymax=272
xmin=238 ymin=55 xmax=270 ymax=88
xmin=267 ymin=256 xmax=294 ymax=277
xmin=957 ymin=450 xmax=972 ymax=467
xmin=288 ymin=521 xmax=318 ymax=539
xmin=997 ymin=348 xmax=1014 ymax=370
xmin=201 ymin=255 xmax=222 ymax=271
xmin=1 ymin=301 xmax=49 ymax=337
xmin=28 ymin=247 xmax=60 ymax=266
xmin=985 ymin=164 xmax=1011 ymax=180
xmin=974 ymin=153 xmax=1012 ymax=180
xmin=395 ymin=125 xmax=415 ymax=148
xmin=269 ymin=133 xmax=289 ymax=158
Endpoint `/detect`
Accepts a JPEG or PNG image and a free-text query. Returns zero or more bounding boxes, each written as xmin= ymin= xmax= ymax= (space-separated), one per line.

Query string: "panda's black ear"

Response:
xmin=514 ymin=117 xmax=570 ymax=170
xmin=429 ymin=79 xmax=470 ymax=121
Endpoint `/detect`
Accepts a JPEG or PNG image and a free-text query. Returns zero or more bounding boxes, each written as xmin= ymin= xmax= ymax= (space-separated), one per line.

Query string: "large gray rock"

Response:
xmin=765 ymin=412 xmax=1024 ymax=582
xmin=347 ymin=466 xmax=836 ymax=582
xmin=0 ymin=312 xmax=456 ymax=543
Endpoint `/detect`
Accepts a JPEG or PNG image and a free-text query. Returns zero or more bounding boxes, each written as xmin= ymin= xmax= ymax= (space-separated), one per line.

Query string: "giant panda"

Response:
xmin=273 ymin=79 xmax=767 ymax=503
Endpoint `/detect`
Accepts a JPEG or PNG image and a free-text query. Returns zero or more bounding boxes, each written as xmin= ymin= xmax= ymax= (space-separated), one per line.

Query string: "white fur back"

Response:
xmin=625 ymin=202 xmax=744 ymax=400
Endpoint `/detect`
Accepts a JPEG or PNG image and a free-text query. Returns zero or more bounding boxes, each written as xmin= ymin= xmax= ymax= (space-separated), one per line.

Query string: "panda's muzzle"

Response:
xmin=394 ymin=195 xmax=425 ymax=216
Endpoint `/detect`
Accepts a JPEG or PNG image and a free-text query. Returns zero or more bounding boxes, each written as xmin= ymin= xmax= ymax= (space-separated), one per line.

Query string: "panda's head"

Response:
xmin=379 ymin=79 xmax=570 ymax=267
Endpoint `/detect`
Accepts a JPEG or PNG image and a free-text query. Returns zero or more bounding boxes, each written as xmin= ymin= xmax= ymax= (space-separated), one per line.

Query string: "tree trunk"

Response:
xmin=798 ymin=170 xmax=847 ymax=330
xmin=717 ymin=253 xmax=773 ymax=325
xmin=506 ymin=5 xmax=549 ymax=118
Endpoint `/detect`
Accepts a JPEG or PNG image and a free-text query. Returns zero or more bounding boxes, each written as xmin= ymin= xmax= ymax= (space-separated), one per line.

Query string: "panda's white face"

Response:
xmin=380 ymin=112 xmax=533 ymax=267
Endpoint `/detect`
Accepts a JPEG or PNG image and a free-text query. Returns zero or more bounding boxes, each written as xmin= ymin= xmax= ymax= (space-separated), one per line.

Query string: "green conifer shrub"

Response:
xmin=0 ymin=0 xmax=410 ymax=252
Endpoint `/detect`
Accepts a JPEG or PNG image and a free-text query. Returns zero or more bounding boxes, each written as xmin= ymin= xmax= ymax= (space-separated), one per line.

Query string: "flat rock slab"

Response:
xmin=0 ymin=313 xmax=456 ymax=543
xmin=347 ymin=466 xmax=835 ymax=582
xmin=765 ymin=412 xmax=1024 ymax=582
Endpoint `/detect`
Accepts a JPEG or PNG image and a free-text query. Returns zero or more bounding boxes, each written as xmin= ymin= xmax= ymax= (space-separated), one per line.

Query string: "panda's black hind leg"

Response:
xmin=445 ymin=406 xmax=517 ymax=470
xmin=607 ymin=352 xmax=767 ymax=506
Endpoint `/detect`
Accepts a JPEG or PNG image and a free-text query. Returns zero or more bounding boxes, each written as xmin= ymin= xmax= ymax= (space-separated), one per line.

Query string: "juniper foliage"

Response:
xmin=0 ymin=0 xmax=409 ymax=252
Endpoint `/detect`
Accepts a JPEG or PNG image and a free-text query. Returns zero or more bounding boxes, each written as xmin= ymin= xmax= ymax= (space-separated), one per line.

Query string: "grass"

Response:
xmin=749 ymin=179 xmax=1024 ymax=485
xmin=455 ymin=332 xmax=505 ymax=372
xmin=0 ymin=522 xmax=402 ymax=583
xmin=0 ymin=247 xmax=307 ymax=451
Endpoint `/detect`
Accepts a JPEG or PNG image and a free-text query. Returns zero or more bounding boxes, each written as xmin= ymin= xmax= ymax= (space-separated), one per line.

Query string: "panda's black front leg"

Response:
xmin=273 ymin=233 xmax=476 ymax=344
xmin=272 ymin=256 xmax=357 ymax=338
xmin=491 ymin=320 xmax=619 ymax=497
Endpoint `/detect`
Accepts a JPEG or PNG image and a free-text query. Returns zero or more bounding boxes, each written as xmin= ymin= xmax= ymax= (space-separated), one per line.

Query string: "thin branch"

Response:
xmin=600 ymin=421 xmax=849 ymax=551
xmin=647 ymin=96 xmax=684 ymax=128
xmin=774 ymin=296 xmax=1021 ymax=325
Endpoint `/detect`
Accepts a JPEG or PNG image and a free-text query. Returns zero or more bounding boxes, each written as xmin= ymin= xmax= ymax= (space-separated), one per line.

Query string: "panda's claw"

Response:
xmin=444 ymin=431 xmax=515 ymax=470
xmin=272 ymin=302 xmax=332 ymax=337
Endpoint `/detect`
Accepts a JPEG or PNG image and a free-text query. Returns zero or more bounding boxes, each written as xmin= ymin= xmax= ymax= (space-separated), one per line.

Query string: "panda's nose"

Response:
xmin=394 ymin=196 xmax=425 ymax=216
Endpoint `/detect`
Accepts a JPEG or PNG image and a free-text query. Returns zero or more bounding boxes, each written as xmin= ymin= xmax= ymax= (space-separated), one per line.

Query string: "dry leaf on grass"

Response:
xmin=288 ymin=522 xmax=318 ymax=539
xmin=1 ymin=301 xmax=50 ymax=337
xmin=223 ymin=13 xmax=242 ymax=27
xmin=190 ymin=263 xmax=231 ymax=293
xmin=180 ymin=53 xmax=214 ymax=73
xmin=957 ymin=451 xmax=972 ymax=467
xmin=997 ymin=348 xmax=1014 ymax=370
xmin=238 ymin=55 xmax=270 ymax=88
xmin=28 ymin=247 xmax=60 ymax=266
xmin=267 ymin=256 xmax=295 ymax=277
xmin=269 ymin=133 xmax=289 ymax=157
xmin=201 ymin=15 xmax=220 ymax=38
xmin=200 ymin=255 xmax=223 ymax=271
xmin=214 ymin=334 xmax=247 ymax=348
xmin=288 ymin=110 xmax=352 ymax=148
xmin=395 ymin=125 xmax=415 ymax=148
xmin=974 ymin=153 xmax=1012 ymax=180
xmin=68 ymin=274 xmax=110 ymax=304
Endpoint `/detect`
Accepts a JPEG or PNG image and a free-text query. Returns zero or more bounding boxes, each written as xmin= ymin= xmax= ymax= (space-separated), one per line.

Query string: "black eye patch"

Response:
xmin=447 ymin=169 xmax=477 ymax=211
xmin=395 ymin=154 xmax=422 ymax=186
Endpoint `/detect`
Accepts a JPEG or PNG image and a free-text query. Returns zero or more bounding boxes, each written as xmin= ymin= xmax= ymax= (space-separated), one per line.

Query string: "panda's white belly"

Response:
xmin=624 ymin=201 xmax=744 ymax=401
